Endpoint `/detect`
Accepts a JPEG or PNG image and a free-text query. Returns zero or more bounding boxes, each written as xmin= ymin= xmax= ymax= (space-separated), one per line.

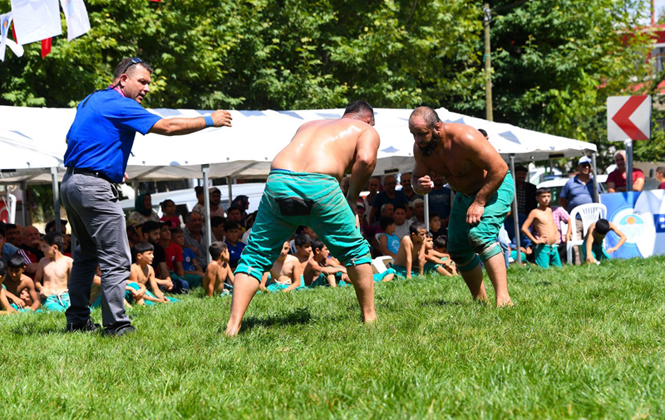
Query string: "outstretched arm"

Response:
xmin=149 ymin=110 xmax=232 ymax=136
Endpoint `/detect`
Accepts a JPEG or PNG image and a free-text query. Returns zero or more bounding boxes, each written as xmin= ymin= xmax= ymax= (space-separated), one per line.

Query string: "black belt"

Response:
xmin=67 ymin=167 xmax=114 ymax=183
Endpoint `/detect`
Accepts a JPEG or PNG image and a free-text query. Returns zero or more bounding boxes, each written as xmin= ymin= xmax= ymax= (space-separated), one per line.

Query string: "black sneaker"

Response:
xmin=102 ymin=324 xmax=136 ymax=337
xmin=65 ymin=318 xmax=101 ymax=333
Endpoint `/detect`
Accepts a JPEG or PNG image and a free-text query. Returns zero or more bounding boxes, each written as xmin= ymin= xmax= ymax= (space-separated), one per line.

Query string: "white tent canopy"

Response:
xmin=0 ymin=105 xmax=597 ymax=184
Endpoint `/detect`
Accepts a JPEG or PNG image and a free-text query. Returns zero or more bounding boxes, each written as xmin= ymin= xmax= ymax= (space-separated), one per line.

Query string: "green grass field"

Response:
xmin=2 ymin=257 xmax=665 ymax=419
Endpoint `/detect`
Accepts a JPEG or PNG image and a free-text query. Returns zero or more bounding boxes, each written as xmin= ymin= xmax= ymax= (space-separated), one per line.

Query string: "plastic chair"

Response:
xmin=566 ymin=203 xmax=607 ymax=263
xmin=372 ymin=256 xmax=394 ymax=274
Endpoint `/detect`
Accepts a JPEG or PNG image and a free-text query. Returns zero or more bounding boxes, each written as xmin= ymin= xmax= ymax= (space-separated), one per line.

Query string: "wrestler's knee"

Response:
xmin=473 ymin=240 xmax=503 ymax=263
xmin=449 ymin=250 xmax=480 ymax=272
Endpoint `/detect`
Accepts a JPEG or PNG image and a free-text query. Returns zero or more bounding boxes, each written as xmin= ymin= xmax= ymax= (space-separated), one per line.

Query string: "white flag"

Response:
xmin=0 ymin=11 xmax=24 ymax=62
xmin=11 ymin=0 xmax=62 ymax=46
xmin=60 ymin=0 xmax=90 ymax=41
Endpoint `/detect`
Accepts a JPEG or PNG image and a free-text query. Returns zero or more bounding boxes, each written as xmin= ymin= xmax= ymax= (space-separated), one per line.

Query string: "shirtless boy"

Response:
xmin=423 ymin=233 xmax=455 ymax=277
xmin=0 ymin=260 xmax=18 ymax=313
xmin=306 ymin=238 xmax=346 ymax=288
xmin=128 ymin=242 xmax=175 ymax=304
xmin=583 ymin=219 xmax=627 ymax=264
xmin=34 ymin=232 xmax=73 ymax=311
xmin=260 ymin=241 xmax=303 ymax=293
xmin=203 ymin=241 xmax=234 ymax=297
xmin=4 ymin=253 xmax=40 ymax=311
xmin=521 ymin=188 xmax=563 ymax=268
xmin=392 ymin=223 xmax=428 ymax=279
xmin=411 ymin=106 xmax=514 ymax=306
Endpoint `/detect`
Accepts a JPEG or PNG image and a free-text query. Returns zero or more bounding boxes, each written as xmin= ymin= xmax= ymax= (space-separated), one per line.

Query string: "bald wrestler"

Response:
xmin=410 ymin=106 xmax=514 ymax=306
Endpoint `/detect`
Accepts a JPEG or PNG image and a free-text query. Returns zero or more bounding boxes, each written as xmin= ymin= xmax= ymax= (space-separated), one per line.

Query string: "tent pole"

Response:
xmin=5 ymin=186 xmax=13 ymax=224
xmin=227 ymin=176 xmax=233 ymax=208
xmin=202 ymin=164 xmax=212 ymax=265
xmin=424 ymin=193 xmax=430 ymax=231
xmin=50 ymin=167 xmax=61 ymax=234
xmin=625 ymin=139 xmax=633 ymax=192
xmin=591 ymin=153 xmax=599 ymax=203
xmin=510 ymin=155 xmax=521 ymax=265
xmin=21 ymin=181 xmax=28 ymax=226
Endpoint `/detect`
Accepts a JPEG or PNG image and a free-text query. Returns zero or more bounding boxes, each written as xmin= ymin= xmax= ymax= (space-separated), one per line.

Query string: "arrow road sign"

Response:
xmin=607 ymin=95 xmax=651 ymax=141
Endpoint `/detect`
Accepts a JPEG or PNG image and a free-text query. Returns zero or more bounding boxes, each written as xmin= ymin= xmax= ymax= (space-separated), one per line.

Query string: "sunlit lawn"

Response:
xmin=1 ymin=256 xmax=664 ymax=419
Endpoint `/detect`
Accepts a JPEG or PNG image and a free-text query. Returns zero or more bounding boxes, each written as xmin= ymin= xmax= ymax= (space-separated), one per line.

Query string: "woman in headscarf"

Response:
xmin=127 ymin=192 xmax=160 ymax=225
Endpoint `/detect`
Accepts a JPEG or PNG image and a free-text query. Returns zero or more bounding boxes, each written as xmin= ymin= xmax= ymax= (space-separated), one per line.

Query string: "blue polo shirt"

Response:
xmin=64 ymin=89 xmax=162 ymax=183
xmin=560 ymin=176 xmax=600 ymax=213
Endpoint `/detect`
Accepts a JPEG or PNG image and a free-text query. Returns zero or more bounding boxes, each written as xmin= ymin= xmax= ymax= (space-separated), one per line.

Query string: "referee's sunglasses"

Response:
xmin=121 ymin=57 xmax=143 ymax=74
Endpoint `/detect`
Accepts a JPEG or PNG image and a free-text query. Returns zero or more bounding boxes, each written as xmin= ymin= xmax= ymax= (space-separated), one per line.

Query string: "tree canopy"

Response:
xmin=0 ymin=0 xmax=662 ymax=163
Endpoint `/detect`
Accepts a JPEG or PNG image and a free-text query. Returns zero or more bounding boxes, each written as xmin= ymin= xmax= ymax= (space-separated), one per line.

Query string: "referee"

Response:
xmin=61 ymin=57 xmax=232 ymax=336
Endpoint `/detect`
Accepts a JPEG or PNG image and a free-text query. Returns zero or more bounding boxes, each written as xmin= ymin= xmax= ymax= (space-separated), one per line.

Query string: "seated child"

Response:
xmin=433 ymin=236 xmax=457 ymax=275
xmin=3 ymin=253 xmax=40 ymax=311
xmin=583 ymin=218 xmax=627 ymax=264
xmin=521 ymin=188 xmax=562 ymax=268
xmin=260 ymin=241 xmax=303 ymax=292
xmin=422 ymin=233 xmax=455 ymax=277
xmin=34 ymin=232 xmax=72 ymax=311
xmin=203 ymin=241 xmax=234 ymax=297
xmin=392 ymin=222 xmax=428 ymax=279
xmin=224 ymin=221 xmax=246 ymax=270
xmin=143 ymin=221 xmax=189 ymax=294
xmin=161 ymin=223 xmax=202 ymax=289
xmin=429 ymin=212 xmax=445 ymax=241
xmin=171 ymin=227 xmax=205 ymax=281
xmin=0 ymin=260 xmax=18 ymax=314
xmin=159 ymin=199 xmax=181 ymax=228
xmin=128 ymin=242 xmax=178 ymax=305
xmin=306 ymin=238 xmax=347 ymax=287
xmin=376 ymin=216 xmax=400 ymax=259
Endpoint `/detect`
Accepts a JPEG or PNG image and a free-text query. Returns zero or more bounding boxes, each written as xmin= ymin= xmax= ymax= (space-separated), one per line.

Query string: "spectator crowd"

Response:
xmin=2 ymin=154 xmax=660 ymax=315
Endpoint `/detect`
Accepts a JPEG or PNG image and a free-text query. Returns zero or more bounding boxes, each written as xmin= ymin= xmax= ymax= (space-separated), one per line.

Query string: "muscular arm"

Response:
xmin=149 ymin=110 xmax=232 ymax=136
xmin=412 ymin=154 xmax=433 ymax=195
xmin=347 ymin=129 xmax=380 ymax=207
xmin=467 ymin=137 xmax=509 ymax=212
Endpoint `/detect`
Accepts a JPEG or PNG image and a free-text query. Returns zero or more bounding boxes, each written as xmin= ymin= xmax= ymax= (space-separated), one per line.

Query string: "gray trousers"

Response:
xmin=60 ymin=172 xmax=131 ymax=328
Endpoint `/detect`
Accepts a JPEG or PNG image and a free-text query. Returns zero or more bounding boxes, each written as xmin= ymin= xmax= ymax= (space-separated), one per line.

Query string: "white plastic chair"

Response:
xmin=372 ymin=256 xmax=394 ymax=274
xmin=566 ymin=203 xmax=607 ymax=263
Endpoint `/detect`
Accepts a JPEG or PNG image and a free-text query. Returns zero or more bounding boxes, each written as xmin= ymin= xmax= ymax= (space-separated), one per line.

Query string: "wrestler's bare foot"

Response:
xmin=496 ymin=296 xmax=513 ymax=307
xmin=225 ymin=322 xmax=241 ymax=337
xmin=363 ymin=313 xmax=378 ymax=324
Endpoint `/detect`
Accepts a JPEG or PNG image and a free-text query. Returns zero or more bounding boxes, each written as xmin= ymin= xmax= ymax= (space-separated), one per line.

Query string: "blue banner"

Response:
xmin=600 ymin=190 xmax=665 ymax=259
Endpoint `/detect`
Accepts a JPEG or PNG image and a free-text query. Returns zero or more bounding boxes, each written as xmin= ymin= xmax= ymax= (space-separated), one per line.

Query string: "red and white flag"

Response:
xmin=11 ymin=0 xmax=62 ymax=46
xmin=0 ymin=11 xmax=25 ymax=62
xmin=60 ymin=0 xmax=90 ymax=41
